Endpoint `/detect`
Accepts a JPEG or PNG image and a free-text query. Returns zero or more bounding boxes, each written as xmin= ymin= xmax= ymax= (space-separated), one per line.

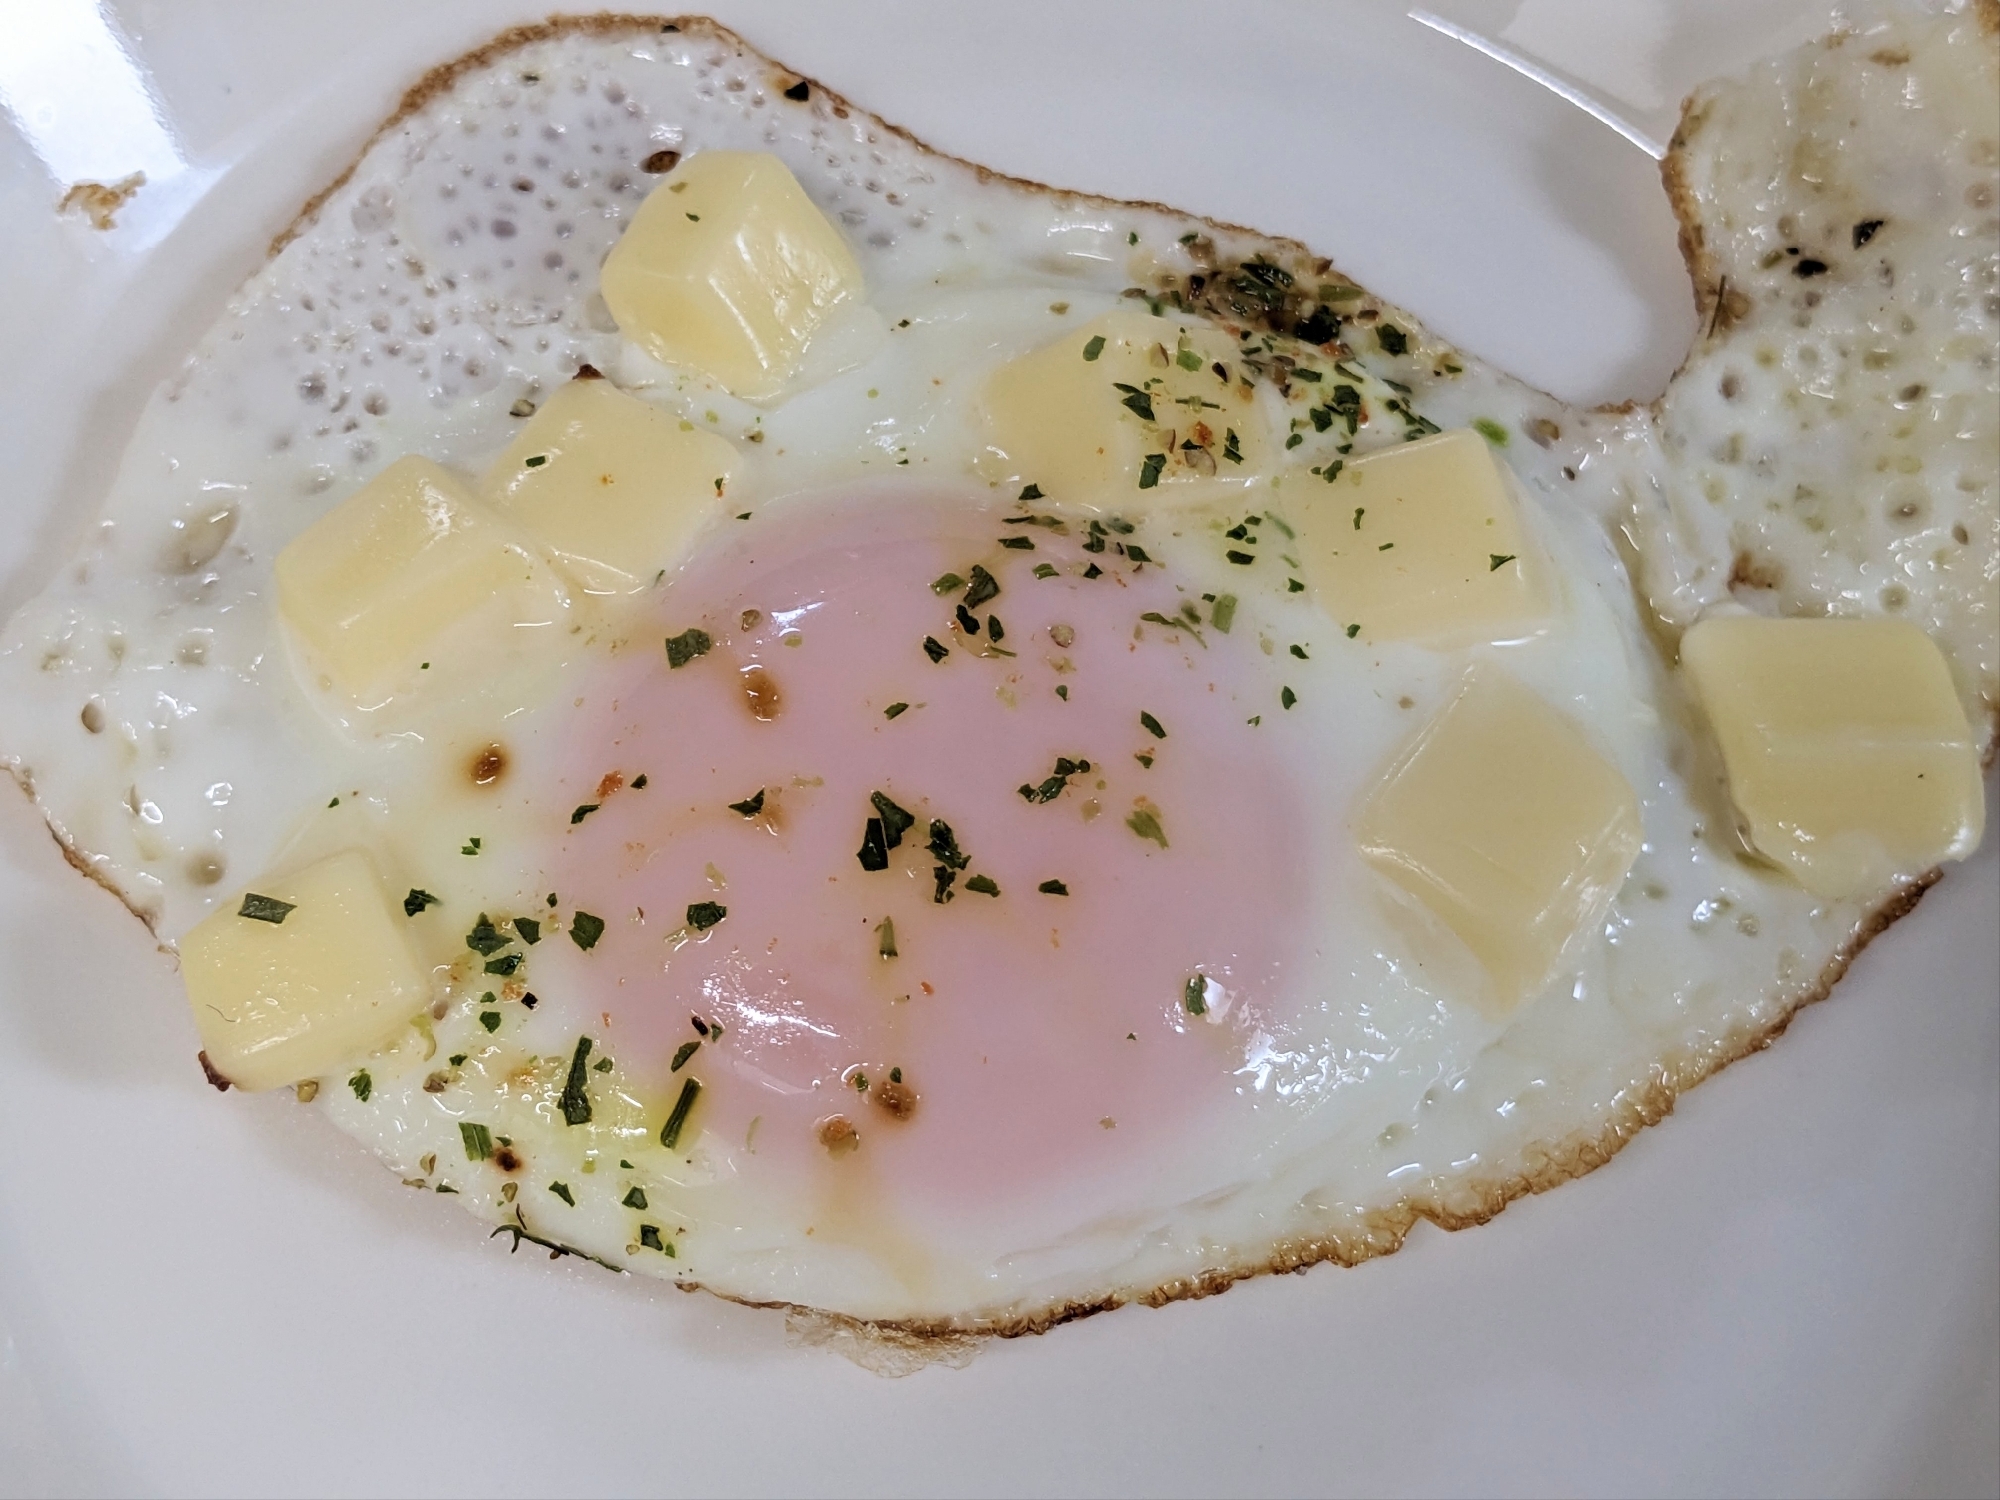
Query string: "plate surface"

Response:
xmin=0 ymin=3 xmax=1993 ymax=1496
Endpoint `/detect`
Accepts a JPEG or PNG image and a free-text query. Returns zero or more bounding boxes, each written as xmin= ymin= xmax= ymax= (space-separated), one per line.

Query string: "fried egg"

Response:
xmin=0 ymin=8 xmax=1992 ymax=1336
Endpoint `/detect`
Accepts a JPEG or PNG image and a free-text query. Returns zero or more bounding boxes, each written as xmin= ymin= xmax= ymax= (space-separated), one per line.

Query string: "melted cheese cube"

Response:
xmin=1356 ymin=668 xmax=1643 ymax=1016
xmin=181 ymin=849 xmax=429 ymax=1092
xmin=1297 ymin=428 xmax=1552 ymax=646
xmin=600 ymin=150 xmax=863 ymax=400
xmin=275 ymin=456 xmax=565 ymax=705
xmin=480 ymin=378 xmax=741 ymax=593
xmin=979 ymin=309 xmax=1270 ymax=503
xmin=1680 ymin=615 xmax=1985 ymax=898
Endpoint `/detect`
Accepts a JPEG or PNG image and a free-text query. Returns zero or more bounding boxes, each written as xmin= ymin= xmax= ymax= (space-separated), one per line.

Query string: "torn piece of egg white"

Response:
xmin=0 ymin=12 xmax=1991 ymax=1337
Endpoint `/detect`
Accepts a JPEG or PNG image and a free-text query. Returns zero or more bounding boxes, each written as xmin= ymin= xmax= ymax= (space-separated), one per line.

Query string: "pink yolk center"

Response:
xmin=550 ymin=488 xmax=1310 ymax=1241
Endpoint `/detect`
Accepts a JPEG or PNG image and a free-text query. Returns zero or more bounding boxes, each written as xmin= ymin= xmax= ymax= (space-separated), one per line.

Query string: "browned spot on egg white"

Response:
xmin=641 ymin=148 xmax=681 ymax=173
xmin=493 ymin=1147 xmax=522 ymax=1173
xmin=1729 ymin=550 xmax=1784 ymax=592
xmin=595 ymin=770 xmax=625 ymax=800
xmin=470 ymin=743 xmax=508 ymax=785
xmin=872 ymin=1078 xmax=917 ymax=1120
xmin=196 ymin=1051 xmax=232 ymax=1092
xmin=742 ymin=666 xmax=781 ymax=720
xmin=818 ymin=1115 xmax=861 ymax=1156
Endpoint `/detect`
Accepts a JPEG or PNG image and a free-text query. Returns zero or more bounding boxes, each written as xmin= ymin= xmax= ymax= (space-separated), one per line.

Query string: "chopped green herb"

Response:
xmin=484 ymin=953 xmax=523 ymax=977
xmin=1136 ymin=752 xmax=1155 ymax=768
xmin=523 ymin=454 xmax=548 ymax=468
xmin=884 ymin=701 xmax=910 ymax=720
xmin=663 ymin=627 xmax=713 ymax=669
xmin=1019 ymin=755 xmax=1092 ymax=804
xmin=1490 ymin=553 xmax=1517 ymax=571
xmin=449 ymin=1053 xmax=467 ymax=1068
xmin=1126 ymin=807 xmax=1169 ymax=849
xmin=963 ymin=564 xmax=1001 ymax=610
xmin=1038 ymin=879 xmax=1069 ymax=896
xmin=1176 ymin=343 xmax=1203 ymax=373
xmin=987 ymin=615 xmax=1006 ymax=642
xmin=570 ymin=803 xmax=599 ymax=825
xmin=1211 ymin=595 xmax=1237 ymax=632
xmin=403 ymin=889 xmax=439 ymax=917
xmin=1083 ymin=336 xmax=1106 ymax=362
xmin=1222 ymin=429 xmax=1243 ymax=464
xmin=1353 ymin=507 xmax=1366 ymax=530
xmin=876 ymin=916 xmax=898 ymax=959
xmin=462 ymin=836 xmax=482 ymax=856
xmin=870 ymin=791 xmax=916 ymax=847
xmin=998 ymin=536 xmax=1034 ymax=550
xmin=558 ymin=1036 xmax=594 ymax=1126
xmin=1281 ymin=686 xmax=1298 ymax=710
xmin=927 ymin=819 xmax=970 ymax=871
xmin=237 ymin=893 xmax=295 ymax=925
xmin=1183 ymin=974 xmax=1207 ymax=1016
xmin=480 ymin=1010 xmax=501 ymax=1032
xmin=660 ymin=1077 xmax=701 ymax=1150
xmin=1123 ymin=543 xmax=1152 ymax=563
xmin=460 ymin=1122 xmax=493 ymax=1161
xmin=853 ymin=1072 xmax=870 ymax=1093
xmin=671 ymin=1040 xmax=700 ymax=1072
xmin=328 ymin=797 xmax=340 ymax=808
xmin=858 ymin=817 xmax=890 ymax=871
xmin=1138 ymin=452 xmax=1166 ymax=489
xmin=549 ymin=1181 xmax=575 ymax=1206
xmin=932 ymin=571 xmax=966 ymax=595
xmin=593 ymin=1057 xmax=612 ymax=1073
xmin=1019 ymin=483 xmax=1045 ymax=500
xmin=1033 ymin=562 xmax=1059 ymax=579
xmin=1378 ymin=542 xmax=1394 ymax=551
xmin=1139 ymin=710 xmax=1167 ymax=739
xmin=1288 ymin=578 xmax=1306 ymax=593
xmin=631 ymin=774 xmax=648 ymax=789
xmin=728 ymin=788 xmax=767 ymax=817
xmin=685 ymin=901 xmax=727 ymax=932
xmin=348 ymin=1069 xmax=373 ymax=1101
xmin=514 ymin=917 xmax=541 ymax=945
xmin=965 ymin=874 xmax=1001 ymax=897
xmin=1128 ymin=231 xmax=1138 ymax=245
xmin=1346 ymin=623 xmax=1361 ymax=638
xmin=1289 ymin=644 xmax=1309 ymax=660
xmin=465 ymin=915 xmax=509 ymax=956
xmin=623 ymin=1186 xmax=648 ymax=1210
xmin=1225 ymin=550 xmax=1254 ymax=565
xmin=1473 ymin=418 xmax=1509 ymax=447
xmin=1376 ymin=324 xmax=1408 ymax=356
xmin=569 ymin=911 xmax=606 ymax=951
xmin=639 ymin=1224 xmax=666 ymax=1252
xmin=1056 ymin=684 xmax=1069 ymax=700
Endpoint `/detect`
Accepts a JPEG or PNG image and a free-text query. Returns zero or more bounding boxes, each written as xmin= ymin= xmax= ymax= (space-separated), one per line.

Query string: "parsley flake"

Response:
xmin=931 ymin=571 xmax=966 ymax=595
xmin=623 ymin=1187 xmax=648 ymax=1210
xmin=558 ymin=1036 xmax=594 ymax=1126
xmin=671 ymin=1040 xmax=700 ymax=1072
xmin=570 ymin=803 xmax=599 ymax=825
xmin=1126 ymin=807 xmax=1169 ymax=849
xmin=1082 ymin=335 xmax=1106 ymax=362
xmin=884 ymin=701 xmax=910 ymax=719
xmin=460 ymin=1122 xmax=493 ymax=1161
xmin=349 ymin=1069 xmax=373 ymax=1101
xmin=1282 ymin=686 xmax=1298 ymax=710
xmin=965 ymin=874 xmax=1001 ymax=897
xmin=569 ymin=911 xmax=606 ymax=951
xmin=237 ymin=893 xmax=295 ymax=924
xmin=1490 ymin=553 xmax=1517 ymax=571
xmin=404 ymin=889 xmax=439 ymax=917
xmin=685 ymin=901 xmax=727 ymax=932
xmin=549 ymin=1181 xmax=575 ymax=1206
xmin=728 ymin=788 xmax=767 ymax=817
xmin=660 ymin=1077 xmax=701 ymax=1150
xmin=963 ymin=565 xmax=1001 ymax=610
xmin=664 ymin=627 xmax=712 ymax=669
xmin=1138 ymin=452 xmax=1166 ymax=489
xmin=1038 ymin=879 xmax=1069 ymax=896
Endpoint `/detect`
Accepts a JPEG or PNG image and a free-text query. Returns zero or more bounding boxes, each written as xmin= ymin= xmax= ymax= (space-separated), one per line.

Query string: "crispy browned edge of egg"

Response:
xmin=8 ymin=9 xmax=1996 ymax=1348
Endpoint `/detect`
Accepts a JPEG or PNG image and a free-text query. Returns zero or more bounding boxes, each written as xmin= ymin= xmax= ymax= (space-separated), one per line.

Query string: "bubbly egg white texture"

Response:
xmin=0 ymin=12 xmax=1992 ymax=1330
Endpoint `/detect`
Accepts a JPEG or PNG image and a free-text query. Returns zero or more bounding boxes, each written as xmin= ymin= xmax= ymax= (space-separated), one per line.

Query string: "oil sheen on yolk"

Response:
xmin=545 ymin=491 xmax=1310 ymax=1241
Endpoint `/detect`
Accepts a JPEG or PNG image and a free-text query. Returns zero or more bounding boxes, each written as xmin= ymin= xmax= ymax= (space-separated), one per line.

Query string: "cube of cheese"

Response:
xmin=480 ymin=378 xmax=740 ymax=593
xmin=1356 ymin=668 xmax=1644 ymax=1017
xmin=1680 ymin=615 xmax=1985 ymax=898
xmin=275 ymin=456 xmax=565 ymax=705
xmin=1296 ymin=428 xmax=1553 ymax=646
xmin=180 ymin=849 xmax=430 ymax=1092
xmin=600 ymin=150 xmax=863 ymax=400
xmin=979 ymin=309 xmax=1271 ymax=504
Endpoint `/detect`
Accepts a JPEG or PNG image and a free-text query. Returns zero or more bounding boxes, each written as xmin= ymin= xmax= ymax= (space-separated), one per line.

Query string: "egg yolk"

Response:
xmin=545 ymin=489 xmax=1310 ymax=1248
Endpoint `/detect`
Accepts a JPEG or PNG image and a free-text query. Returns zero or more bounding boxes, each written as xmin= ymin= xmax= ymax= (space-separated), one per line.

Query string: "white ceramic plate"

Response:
xmin=1 ymin=4 xmax=1994 ymax=1495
